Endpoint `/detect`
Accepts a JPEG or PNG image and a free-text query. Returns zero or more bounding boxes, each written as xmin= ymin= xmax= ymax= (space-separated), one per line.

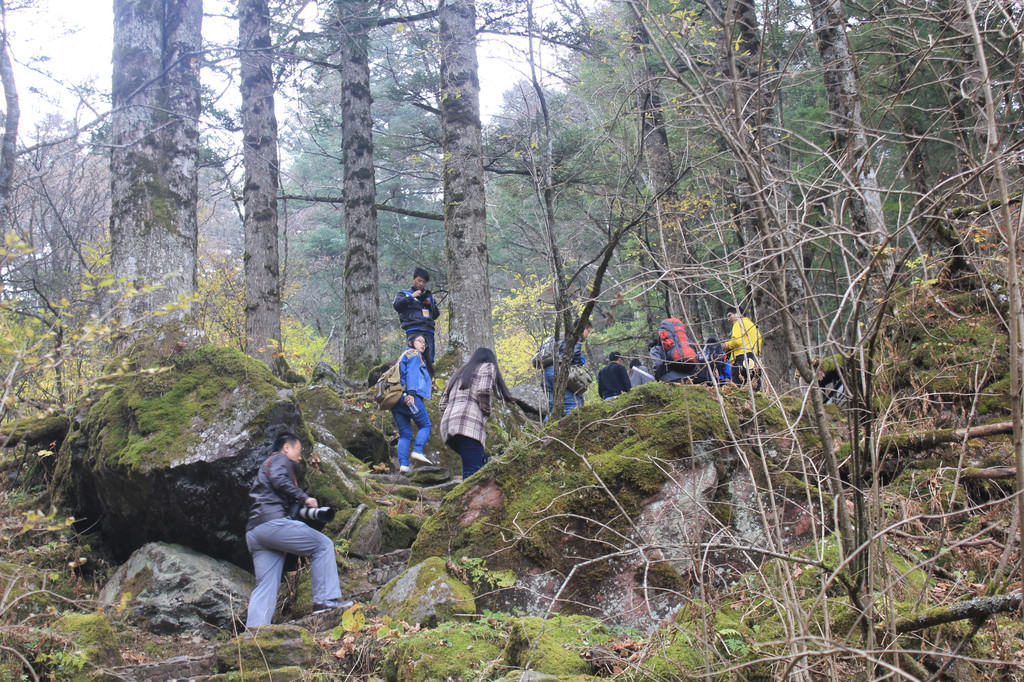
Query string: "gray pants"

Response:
xmin=245 ymin=518 xmax=343 ymax=628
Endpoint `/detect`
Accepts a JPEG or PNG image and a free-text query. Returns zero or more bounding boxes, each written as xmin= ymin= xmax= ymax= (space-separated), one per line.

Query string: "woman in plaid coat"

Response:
xmin=439 ymin=348 xmax=514 ymax=481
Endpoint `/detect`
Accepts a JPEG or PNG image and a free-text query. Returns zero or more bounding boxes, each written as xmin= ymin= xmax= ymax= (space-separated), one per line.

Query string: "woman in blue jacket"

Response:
xmin=391 ymin=334 xmax=433 ymax=473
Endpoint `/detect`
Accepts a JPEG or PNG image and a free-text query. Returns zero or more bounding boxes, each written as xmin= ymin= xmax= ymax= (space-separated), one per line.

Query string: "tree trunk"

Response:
xmin=631 ymin=25 xmax=701 ymax=334
xmin=712 ymin=0 xmax=800 ymax=389
xmin=0 ymin=4 xmax=19 ymax=228
xmin=339 ymin=0 xmax=381 ymax=376
xmin=439 ymin=0 xmax=493 ymax=360
xmin=239 ymin=0 xmax=282 ymax=370
xmin=110 ymin=0 xmax=202 ymax=327
xmin=808 ymin=0 xmax=887 ymax=266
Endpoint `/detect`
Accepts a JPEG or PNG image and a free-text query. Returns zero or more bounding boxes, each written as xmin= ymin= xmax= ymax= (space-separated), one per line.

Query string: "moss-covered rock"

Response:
xmin=50 ymin=612 xmax=123 ymax=679
xmin=207 ymin=666 xmax=304 ymax=682
xmin=503 ymin=615 xmax=610 ymax=675
xmin=215 ymin=625 xmax=316 ymax=673
xmin=51 ymin=345 xmax=352 ymax=567
xmin=376 ymin=556 xmax=476 ymax=626
xmin=410 ymin=383 xmax=831 ymax=628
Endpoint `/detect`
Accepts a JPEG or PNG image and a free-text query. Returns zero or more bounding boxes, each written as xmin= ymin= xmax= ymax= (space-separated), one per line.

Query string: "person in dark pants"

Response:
xmin=393 ymin=267 xmax=441 ymax=364
xmin=439 ymin=348 xmax=514 ymax=482
xmin=245 ymin=431 xmax=352 ymax=628
xmin=598 ymin=351 xmax=632 ymax=400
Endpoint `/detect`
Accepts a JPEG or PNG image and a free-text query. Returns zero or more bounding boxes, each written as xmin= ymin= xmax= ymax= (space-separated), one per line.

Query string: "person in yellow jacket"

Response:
xmin=723 ymin=307 xmax=763 ymax=390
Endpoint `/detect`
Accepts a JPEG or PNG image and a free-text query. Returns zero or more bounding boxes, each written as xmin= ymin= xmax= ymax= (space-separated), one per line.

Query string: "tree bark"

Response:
xmin=631 ymin=24 xmax=700 ymax=333
xmin=891 ymin=591 xmax=1021 ymax=634
xmin=110 ymin=0 xmax=203 ymax=327
xmin=879 ymin=421 xmax=1014 ymax=453
xmin=239 ymin=0 xmax=282 ymax=370
xmin=711 ymin=0 xmax=801 ymax=389
xmin=439 ymin=0 xmax=493 ymax=360
xmin=0 ymin=3 xmax=19 ymax=228
xmin=338 ymin=0 xmax=381 ymax=375
xmin=808 ymin=0 xmax=888 ymax=266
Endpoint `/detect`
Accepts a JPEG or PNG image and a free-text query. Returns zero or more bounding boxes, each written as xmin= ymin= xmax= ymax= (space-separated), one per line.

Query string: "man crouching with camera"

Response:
xmin=245 ymin=430 xmax=352 ymax=629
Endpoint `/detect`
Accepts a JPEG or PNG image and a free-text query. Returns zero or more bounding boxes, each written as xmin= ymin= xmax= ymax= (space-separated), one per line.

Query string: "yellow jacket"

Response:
xmin=723 ymin=317 xmax=762 ymax=361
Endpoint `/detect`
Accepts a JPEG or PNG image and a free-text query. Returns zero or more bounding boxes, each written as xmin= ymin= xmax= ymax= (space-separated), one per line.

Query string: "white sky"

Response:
xmin=5 ymin=0 xmax=549 ymax=138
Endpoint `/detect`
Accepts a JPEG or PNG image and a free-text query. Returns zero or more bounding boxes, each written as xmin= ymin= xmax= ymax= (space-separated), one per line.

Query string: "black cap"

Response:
xmin=413 ymin=267 xmax=430 ymax=282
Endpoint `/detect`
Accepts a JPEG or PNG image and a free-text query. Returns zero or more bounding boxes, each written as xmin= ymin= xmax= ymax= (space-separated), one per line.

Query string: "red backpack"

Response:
xmin=659 ymin=318 xmax=697 ymax=363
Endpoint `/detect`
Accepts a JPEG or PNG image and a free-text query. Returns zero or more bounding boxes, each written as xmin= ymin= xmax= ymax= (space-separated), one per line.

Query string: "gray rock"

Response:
xmin=409 ymin=465 xmax=451 ymax=486
xmin=348 ymin=508 xmax=387 ymax=558
xmin=99 ymin=542 xmax=253 ymax=636
xmin=375 ymin=556 xmax=475 ymax=626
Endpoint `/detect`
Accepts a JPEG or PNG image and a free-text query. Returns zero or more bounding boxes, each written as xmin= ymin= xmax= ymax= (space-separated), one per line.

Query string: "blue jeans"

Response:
xmin=406 ymin=330 xmax=435 ymax=365
xmin=448 ymin=434 xmax=487 ymax=478
xmin=245 ymin=518 xmax=342 ymax=628
xmin=543 ymin=366 xmax=584 ymax=418
xmin=392 ymin=397 xmax=431 ymax=466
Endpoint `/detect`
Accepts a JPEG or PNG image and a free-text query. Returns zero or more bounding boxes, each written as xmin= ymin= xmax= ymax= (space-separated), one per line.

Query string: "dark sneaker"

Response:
xmin=312 ymin=599 xmax=354 ymax=614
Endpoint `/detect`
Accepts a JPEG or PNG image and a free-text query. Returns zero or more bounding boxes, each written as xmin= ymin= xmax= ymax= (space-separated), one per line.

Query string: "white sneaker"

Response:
xmin=411 ymin=451 xmax=431 ymax=465
xmin=399 ymin=465 xmax=410 ymax=474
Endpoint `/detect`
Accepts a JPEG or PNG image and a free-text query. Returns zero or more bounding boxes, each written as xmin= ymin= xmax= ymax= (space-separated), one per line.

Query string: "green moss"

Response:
xmin=410 ymin=382 xmax=826 ymax=599
xmin=294 ymin=386 xmax=390 ymax=465
xmin=0 ymin=413 xmax=71 ymax=448
xmin=880 ymin=294 xmax=1009 ymax=416
xmin=381 ymin=515 xmax=420 ymax=553
xmin=509 ymin=615 xmax=610 ymax=675
xmin=382 ymin=613 xmax=608 ymax=682
xmin=383 ymin=618 xmax=504 ymax=681
xmin=769 ymin=470 xmax=834 ymax=511
xmin=207 ymin=667 xmax=304 ymax=682
xmin=52 ymin=612 xmax=123 ymax=671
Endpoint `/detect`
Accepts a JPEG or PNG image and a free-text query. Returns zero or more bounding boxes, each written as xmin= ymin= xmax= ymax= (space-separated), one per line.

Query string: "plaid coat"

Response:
xmin=439 ymin=362 xmax=495 ymax=445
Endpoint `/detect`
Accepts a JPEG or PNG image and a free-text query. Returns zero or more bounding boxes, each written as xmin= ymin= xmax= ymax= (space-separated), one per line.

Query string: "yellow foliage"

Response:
xmin=492 ymin=274 xmax=551 ymax=385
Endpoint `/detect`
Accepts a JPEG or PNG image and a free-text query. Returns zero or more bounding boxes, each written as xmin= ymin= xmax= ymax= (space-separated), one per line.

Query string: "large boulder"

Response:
xmin=53 ymin=345 xmax=370 ymax=566
xmin=98 ymin=542 xmax=253 ymax=635
xmin=410 ymin=382 xmax=831 ymax=629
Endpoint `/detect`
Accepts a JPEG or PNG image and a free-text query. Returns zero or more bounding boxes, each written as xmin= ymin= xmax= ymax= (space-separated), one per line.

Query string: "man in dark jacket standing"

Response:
xmin=393 ymin=267 xmax=441 ymax=364
xmin=598 ymin=351 xmax=632 ymax=400
xmin=245 ymin=431 xmax=351 ymax=628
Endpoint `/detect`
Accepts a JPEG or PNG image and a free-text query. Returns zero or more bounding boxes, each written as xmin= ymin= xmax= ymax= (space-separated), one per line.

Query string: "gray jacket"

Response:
xmin=246 ymin=452 xmax=309 ymax=532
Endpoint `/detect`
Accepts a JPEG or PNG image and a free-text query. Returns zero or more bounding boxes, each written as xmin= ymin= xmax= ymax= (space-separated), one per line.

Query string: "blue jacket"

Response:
xmin=393 ymin=288 xmax=440 ymax=333
xmin=400 ymin=350 xmax=432 ymax=400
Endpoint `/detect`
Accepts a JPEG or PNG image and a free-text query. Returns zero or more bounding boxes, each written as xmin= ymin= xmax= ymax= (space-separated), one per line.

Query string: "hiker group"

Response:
xmin=382 ymin=266 xmax=764 ymax=462
xmin=532 ymin=307 xmax=764 ymax=417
